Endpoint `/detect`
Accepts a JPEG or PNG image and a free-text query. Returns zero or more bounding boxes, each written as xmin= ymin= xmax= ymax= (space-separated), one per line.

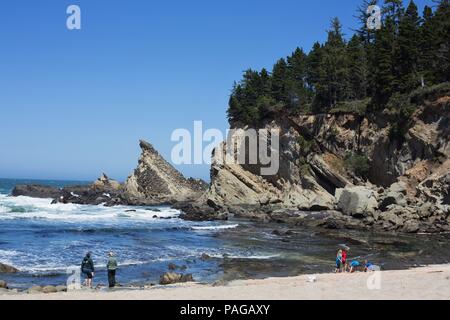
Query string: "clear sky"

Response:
xmin=0 ymin=0 xmax=433 ymax=182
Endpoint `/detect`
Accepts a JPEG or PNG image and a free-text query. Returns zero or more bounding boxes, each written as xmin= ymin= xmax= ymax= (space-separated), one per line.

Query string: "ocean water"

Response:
xmin=0 ymin=179 xmax=250 ymax=289
xmin=1 ymin=178 xmax=450 ymax=290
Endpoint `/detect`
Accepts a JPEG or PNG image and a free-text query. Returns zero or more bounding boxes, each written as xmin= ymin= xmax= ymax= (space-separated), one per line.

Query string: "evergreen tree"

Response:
xmin=306 ymin=42 xmax=323 ymax=93
xmin=271 ymin=58 xmax=289 ymax=103
xmin=286 ymin=47 xmax=311 ymax=109
xmin=372 ymin=15 xmax=396 ymax=107
xmin=347 ymin=35 xmax=369 ymax=100
xmin=432 ymin=0 xmax=450 ymax=83
xmin=419 ymin=5 xmax=437 ymax=85
xmin=315 ymin=18 xmax=350 ymax=110
xmin=354 ymin=0 xmax=379 ymax=45
xmin=397 ymin=0 xmax=421 ymax=92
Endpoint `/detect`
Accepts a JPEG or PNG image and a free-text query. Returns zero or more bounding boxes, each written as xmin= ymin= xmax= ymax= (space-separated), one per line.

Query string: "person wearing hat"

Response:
xmin=106 ymin=251 xmax=118 ymax=288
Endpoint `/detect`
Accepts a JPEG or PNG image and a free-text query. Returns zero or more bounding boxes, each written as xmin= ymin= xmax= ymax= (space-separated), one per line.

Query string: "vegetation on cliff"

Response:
xmin=227 ymin=0 xmax=450 ymax=128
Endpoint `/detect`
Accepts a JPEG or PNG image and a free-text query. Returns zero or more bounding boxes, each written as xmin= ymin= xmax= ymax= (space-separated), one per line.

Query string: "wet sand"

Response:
xmin=1 ymin=264 xmax=449 ymax=300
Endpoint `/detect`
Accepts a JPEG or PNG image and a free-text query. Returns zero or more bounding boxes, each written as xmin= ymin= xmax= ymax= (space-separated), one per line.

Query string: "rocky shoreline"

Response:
xmin=9 ymin=96 xmax=450 ymax=234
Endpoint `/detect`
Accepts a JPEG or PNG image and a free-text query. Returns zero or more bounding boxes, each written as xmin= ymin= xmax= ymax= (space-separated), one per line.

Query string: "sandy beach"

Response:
xmin=1 ymin=264 xmax=449 ymax=300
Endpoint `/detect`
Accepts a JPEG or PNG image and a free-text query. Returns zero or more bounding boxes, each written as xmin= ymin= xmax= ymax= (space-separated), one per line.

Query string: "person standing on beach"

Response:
xmin=107 ymin=251 xmax=118 ymax=288
xmin=335 ymin=250 xmax=343 ymax=273
xmin=341 ymin=248 xmax=348 ymax=272
xmin=81 ymin=252 xmax=95 ymax=288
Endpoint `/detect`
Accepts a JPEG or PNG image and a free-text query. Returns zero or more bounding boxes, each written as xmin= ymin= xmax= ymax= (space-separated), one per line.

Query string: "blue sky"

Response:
xmin=0 ymin=0 xmax=433 ymax=181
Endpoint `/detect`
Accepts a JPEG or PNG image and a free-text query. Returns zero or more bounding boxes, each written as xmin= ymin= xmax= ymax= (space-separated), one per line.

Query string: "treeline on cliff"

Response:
xmin=227 ymin=0 xmax=450 ymax=128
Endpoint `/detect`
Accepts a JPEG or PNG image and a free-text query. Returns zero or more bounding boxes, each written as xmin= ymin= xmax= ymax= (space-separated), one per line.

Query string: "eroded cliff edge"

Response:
xmin=194 ymin=94 xmax=450 ymax=233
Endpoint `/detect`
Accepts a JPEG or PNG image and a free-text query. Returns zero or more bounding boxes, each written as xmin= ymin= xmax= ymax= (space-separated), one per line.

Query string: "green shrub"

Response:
xmin=329 ymin=98 xmax=370 ymax=115
xmin=409 ymin=82 xmax=450 ymax=105
xmin=297 ymin=135 xmax=313 ymax=154
xmin=344 ymin=153 xmax=370 ymax=178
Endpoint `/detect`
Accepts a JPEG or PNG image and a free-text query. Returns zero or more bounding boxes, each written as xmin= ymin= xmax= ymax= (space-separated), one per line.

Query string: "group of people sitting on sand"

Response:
xmin=335 ymin=247 xmax=378 ymax=273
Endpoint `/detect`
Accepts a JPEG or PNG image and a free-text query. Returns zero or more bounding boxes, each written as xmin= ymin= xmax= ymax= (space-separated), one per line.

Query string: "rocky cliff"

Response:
xmin=197 ymin=95 xmax=450 ymax=233
xmin=12 ymin=140 xmax=207 ymax=206
xmin=123 ymin=140 xmax=207 ymax=204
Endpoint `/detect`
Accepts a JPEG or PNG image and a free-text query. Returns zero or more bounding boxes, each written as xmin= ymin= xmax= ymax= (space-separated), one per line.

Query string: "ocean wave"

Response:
xmin=191 ymin=224 xmax=239 ymax=231
xmin=0 ymin=195 xmax=180 ymax=222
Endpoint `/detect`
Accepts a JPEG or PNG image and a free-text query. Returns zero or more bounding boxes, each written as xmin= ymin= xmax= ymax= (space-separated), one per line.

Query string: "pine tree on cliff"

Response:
xmin=286 ymin=47 xmax=311 ymax=109
xmin=371 ymin=1 xmax=403 ymax=108
xmin=347 ymin=34 xmax=369 ymax=100
xmin=354 ymin=0 xmax=379 ymax=45
xmin=396 ymin=0 xmax=421 ymax=93
xmin=271 ymin=58 xmax=289 ymax=103
xmin=431 ymin=0 xmax=450 ymax=83
xmin=419 ymin=5 xmax=437 ymax=85
xmin=315 ymin=18 xmax=350 ymax=110
xmin=306 ymin=42 xmax=323 ymax=94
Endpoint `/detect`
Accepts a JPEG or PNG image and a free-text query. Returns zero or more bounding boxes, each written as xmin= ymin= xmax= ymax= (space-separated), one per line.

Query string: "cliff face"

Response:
xmin=123 ymin=140 xmax=207 ymax=204
xmin=203 ymin=96 xmax=450 ymax=233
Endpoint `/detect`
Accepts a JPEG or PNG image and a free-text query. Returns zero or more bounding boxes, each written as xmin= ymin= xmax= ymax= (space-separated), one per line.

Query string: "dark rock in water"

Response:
xmin=0 ymin=263 xmax=19 ymax=273
xmin=125 ymin=209 xmax=136 ymax=212
xmin=175 ymin=202 xmax=228 ymax=221
xmin=168 ymin=263 xmax=187 ymax=271
xmin=12 ymin=185 xmax=62 ymax=199
xmin=0 ymin=280 xmax=7 ymax=288
xmin=168 ymin=263 xmax=177 ymax=271
xmin=272 ymin=230 xmax=285 ymax=236
xmin=200 ymin=253 xmax=211 ymax=261
xmin=159 ymin=272 xmax=194 ymax=285
xmin=152 ymin=215 xmax=158 ymax=219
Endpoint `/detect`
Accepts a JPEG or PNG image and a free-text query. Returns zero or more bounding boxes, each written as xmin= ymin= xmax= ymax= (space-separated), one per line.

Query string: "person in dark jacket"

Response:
xmin=106 ymin=251 xmax=118 ymax=288
xmin=81 ymin=252 xmax=95 ymax=288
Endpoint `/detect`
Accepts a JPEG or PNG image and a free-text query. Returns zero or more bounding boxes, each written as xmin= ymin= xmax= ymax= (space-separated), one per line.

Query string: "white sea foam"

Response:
xmin=0 ymin=195 xmax=180 ymax=222
xmin=192 ymin=224 xmax=239 ymax=231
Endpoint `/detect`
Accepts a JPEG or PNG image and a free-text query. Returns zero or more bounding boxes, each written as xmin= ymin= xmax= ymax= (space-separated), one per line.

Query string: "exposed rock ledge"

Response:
xmin=11 ymin=140 xmax=208 ymax=207
xmin=189 ymin=96 xmax=450 ymax=233
xmin=10 ymin=96 xmax=450 ymax=233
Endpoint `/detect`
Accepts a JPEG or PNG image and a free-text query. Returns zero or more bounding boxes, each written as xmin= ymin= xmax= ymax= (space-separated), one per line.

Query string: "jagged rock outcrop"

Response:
xmin=12 ymin=140 xmax=207 ymax=207
xmin=200 ymin=94 xmax=450 ymax=233
xmin=0 ymin=263 xmax=19 ymax=273
xmin=12 ymin=185 xmax=63 ymax=199
xmin=123 ymin=140 xmax=208 ymax=204
xmin=92 ymin=173 xmax=122 ymax=191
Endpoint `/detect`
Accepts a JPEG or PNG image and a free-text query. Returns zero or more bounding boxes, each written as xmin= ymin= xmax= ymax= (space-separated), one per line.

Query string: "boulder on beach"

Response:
xmin=0 ymin=280 xmax=7 ymax=288
xmin=336 ymin=186 xmax=378 ymax=217
xmin=0 ymin=263 xmax=19 ymax=273
xmin=42 ymin=285 xmax=58 ymax=294
xmin=159 ymin=272 xmax=194 ymax=285
xmin=27 ymin=285 xmax=43 ymax=294
xmin=55 ymin=285 xmax=67 ymax=292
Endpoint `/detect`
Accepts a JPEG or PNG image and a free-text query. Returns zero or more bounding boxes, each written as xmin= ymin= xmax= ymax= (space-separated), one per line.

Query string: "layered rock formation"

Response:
xmin=123 ymin=140 xmax=208 ymax=204
xmin=12 ymin=140 xmax=207 ymax=207
xmin=194 ymin=95 xmax=450 ymax=233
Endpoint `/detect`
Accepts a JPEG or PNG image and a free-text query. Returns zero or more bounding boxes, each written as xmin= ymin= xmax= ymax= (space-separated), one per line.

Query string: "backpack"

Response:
xmin=81 ymin=258 xmax=91 ymax=273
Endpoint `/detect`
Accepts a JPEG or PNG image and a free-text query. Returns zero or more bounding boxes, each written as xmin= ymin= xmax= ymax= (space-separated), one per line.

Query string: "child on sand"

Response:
xmin=341 ymin=248 xmax=348 ymax=272
xmin=349 ymin=260 xmax=361 ymax=273
xmin=335 ymin=250 xmax=343 ymax=273
xmin=364 ymin=260 xmax=378 ymax=272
